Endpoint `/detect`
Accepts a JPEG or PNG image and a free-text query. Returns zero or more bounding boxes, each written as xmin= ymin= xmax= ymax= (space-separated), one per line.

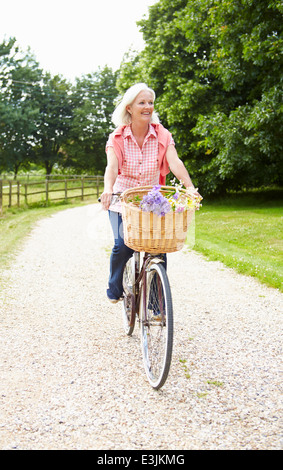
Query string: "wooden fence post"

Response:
xmin=24 ymin=183 xmax=28 ymax=204
xmin=65 ymin=179 xmax=68 ymax=201
xmin=46 ymin=179 xmax=49 ymax=203
xmin=96 ymin=176 xmax=99 ymax=198
xmin=8 ymin=181 xmax=12 ymax=207
xmin=17 ymin=181 xmax=20 ymax=207
xmin=81 ymin=177 xmax=84 ymax=201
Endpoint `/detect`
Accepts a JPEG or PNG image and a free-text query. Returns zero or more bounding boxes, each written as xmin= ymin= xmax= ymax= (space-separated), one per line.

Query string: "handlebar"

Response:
xmin=98 ymin=192 xmax=122 ymax=204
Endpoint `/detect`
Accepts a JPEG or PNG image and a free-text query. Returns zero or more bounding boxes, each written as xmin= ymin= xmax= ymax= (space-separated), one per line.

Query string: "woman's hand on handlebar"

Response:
xmin=186 ymin=186 xmax=202 ymax=201
xmin=100 ymin=191 xmax=113 ymax=210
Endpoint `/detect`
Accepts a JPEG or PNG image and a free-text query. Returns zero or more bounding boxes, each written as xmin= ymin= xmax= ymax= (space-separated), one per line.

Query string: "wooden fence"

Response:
xmin=0 ymin=175 xmax=104 ymax=216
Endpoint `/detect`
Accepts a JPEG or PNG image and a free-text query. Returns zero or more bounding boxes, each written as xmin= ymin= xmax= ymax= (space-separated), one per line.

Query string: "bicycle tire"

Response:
xmin=122 ymin=255 xmax=136 ymax=336
xmin=140 ymin=262 xmax=173 ymax=389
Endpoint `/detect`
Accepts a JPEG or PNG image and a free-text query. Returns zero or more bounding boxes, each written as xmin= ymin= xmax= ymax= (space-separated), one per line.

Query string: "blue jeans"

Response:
xmin=107 ymin=211 xmax=167 ymax=300
xmin=107 ymin=211 xmax=134 ymax=300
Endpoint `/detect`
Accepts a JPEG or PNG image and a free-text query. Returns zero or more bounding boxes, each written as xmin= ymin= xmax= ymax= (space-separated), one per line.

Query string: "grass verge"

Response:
xmin=193 ymin=189 xmax=283 ymax=292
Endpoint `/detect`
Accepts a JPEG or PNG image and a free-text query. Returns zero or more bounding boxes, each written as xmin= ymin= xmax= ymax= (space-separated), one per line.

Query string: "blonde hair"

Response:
xmin=112 ymin=83 xmax=160 ymax=127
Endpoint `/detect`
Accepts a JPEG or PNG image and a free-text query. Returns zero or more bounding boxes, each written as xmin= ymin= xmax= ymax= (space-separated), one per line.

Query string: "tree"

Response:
xmin=193 ymin=0 xmax=283 ymax=192
xmin=0 ymin=38 xmax=75 ymax=176
xmin=119 ymin=0 xmax=224 ymax=191
xmin=116 ymin=48 xmax=144 ymax=95
xmin=0 ymin=39 xmax=119 ymax=176
xmin=119 ymin=0 xmax=283 ymax=194
xmin=63 ymin=67 xmax=119 ymax=174
xmin=0 ymin=38 xmax=42 ymax=175
xmin=32 ymin=73 xmax=74 ymax=174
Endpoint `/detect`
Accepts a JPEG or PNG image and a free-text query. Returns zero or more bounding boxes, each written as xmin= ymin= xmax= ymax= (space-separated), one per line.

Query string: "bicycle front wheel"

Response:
xmin=122 ymin=255 xmax=136 ymax=336
xmin=140 ymin=262 xmax=173 ymax=389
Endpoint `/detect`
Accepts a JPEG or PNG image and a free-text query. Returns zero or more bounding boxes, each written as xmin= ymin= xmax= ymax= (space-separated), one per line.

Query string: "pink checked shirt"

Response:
xmin=106 ymin=124 xmax=174 ymax=213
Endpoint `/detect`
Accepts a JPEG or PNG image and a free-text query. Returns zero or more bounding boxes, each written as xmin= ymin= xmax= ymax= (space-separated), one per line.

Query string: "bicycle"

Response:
xmin=100 ymin=191 xmax=174 ymax=390
xmin=122 ymin=249 xmax=173 ymax=390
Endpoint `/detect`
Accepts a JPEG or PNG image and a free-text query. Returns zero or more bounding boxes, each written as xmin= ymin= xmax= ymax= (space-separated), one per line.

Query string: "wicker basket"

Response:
xmin=121 ymin=186 xmax=194 ymax=253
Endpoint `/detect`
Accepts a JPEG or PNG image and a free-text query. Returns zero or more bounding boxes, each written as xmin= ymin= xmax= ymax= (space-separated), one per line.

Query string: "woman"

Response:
xmin=101 ymin=83 xmax=199 ymax=303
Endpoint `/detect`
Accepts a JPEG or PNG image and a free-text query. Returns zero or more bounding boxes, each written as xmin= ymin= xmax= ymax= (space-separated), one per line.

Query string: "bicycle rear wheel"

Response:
xmin=122 ymin=254 xmax=137 ymax=336
xmin=140 ymin=262 xmax=173 ymax=389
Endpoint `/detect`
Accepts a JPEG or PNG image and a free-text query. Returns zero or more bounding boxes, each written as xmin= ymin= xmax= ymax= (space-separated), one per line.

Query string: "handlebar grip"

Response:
xmin=98 ymin=192 xmax=121 ymax=204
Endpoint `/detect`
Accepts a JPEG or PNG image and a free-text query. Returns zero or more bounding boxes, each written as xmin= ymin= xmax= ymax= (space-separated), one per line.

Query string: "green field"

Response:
xmin=194 ymin=189 xmax=283 ymax=291
xmin=0 ymin=189 xmax=282 ymax=292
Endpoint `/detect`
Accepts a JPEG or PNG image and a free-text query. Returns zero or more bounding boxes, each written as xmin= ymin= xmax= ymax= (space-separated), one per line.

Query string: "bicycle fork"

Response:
xmin=139 ymin=253 xmax=165 ymax=327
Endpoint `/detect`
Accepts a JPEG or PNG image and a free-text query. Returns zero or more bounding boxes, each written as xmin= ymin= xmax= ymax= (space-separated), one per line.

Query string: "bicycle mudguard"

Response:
xmin=147 ymin=257 xmax=165 ymax=269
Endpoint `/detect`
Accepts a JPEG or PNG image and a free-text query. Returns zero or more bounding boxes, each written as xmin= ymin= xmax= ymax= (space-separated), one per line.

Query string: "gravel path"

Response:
xmin=0 ymin=204 xmax=282 ymax=450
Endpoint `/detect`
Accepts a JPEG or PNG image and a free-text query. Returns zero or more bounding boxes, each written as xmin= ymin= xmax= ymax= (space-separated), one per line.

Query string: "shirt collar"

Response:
xmin=123 ymin=124 xmax=157 ymax=140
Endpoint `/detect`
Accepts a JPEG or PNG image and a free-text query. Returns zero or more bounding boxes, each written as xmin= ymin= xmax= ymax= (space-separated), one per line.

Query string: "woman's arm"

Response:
xmin=100 ymin=147 xmax=119 ymax=210
xmin=166 ymin=145 xmax=199 ymax=194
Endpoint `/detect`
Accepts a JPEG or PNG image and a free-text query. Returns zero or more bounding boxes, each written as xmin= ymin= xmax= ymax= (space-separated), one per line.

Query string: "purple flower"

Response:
xmin=140 ymin=186 xmax=171 ymax=216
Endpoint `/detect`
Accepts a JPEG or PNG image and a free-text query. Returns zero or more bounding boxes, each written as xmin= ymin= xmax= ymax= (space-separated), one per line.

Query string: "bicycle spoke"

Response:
xmin=122 ymin=253 xmax=139 ymax=336
xmin=140 ymin=262 xmax=173 ymax=389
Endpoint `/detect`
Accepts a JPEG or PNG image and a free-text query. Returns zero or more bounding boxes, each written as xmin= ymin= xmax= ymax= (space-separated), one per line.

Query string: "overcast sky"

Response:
xmin=0 ymin=0 xmax=157 ymax=81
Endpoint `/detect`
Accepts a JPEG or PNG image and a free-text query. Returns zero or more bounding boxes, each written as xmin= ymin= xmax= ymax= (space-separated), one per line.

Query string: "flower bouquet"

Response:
xmin=139 ymin=181 xmax=202 ymax=215
xmin=121 ymin=182 xmax=202 ymax=253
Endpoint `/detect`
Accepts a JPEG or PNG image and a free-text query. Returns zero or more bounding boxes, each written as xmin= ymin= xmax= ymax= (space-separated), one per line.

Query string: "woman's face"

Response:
xmin=127 ymin=90 xmax=154 ymax=124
